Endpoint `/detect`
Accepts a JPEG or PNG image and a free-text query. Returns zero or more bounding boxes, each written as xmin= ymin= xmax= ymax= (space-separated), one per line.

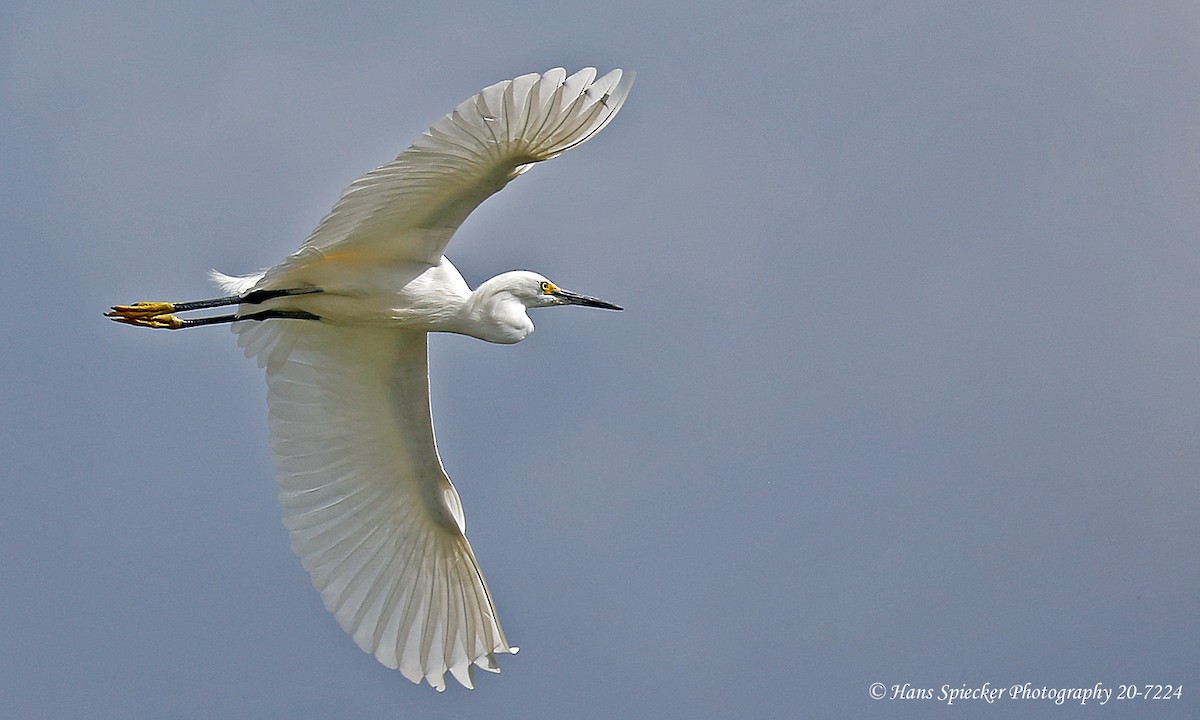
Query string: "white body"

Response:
xmin=215 ymin=68 xmax=633 ymax=690
xmin=226 ymin=257 xmax=539 ymax=344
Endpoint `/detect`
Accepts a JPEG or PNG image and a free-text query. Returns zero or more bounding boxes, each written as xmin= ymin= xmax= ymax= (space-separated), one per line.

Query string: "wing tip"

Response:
xmin=390 ymin=643 xmax=518 ymax=691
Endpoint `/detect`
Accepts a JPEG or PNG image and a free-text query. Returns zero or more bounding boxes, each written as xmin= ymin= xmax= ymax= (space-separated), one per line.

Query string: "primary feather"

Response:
xmin=257 ymin=67 xmax=633 ymax=289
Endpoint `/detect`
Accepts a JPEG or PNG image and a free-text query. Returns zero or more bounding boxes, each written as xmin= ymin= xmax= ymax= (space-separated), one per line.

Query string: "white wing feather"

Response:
xmin=259 ymin=67 xmax=633 ymax=286
xmin=243 ymin=322 xmax=513 ymax=690
xmin=223 ymin=68 xmax=634 ymax=690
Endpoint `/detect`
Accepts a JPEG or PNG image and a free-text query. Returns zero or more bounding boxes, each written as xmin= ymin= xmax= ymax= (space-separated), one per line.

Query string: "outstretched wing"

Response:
xmin=239 ymin=321 xmax=514 ymax=691
xmin=265 ymin=67 xmax=633 ymax=282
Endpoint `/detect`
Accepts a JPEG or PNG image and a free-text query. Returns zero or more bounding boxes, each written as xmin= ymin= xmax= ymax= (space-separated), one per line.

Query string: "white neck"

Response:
xmin=453 ymin=274 xmax=535 ymax=344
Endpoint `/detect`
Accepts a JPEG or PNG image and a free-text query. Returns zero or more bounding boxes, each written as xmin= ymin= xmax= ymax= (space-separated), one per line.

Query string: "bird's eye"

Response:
xmin=540 ymin=281 xmax=551 ymax=294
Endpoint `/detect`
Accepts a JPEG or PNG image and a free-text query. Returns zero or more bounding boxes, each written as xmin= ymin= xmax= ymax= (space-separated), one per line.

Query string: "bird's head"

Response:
xmin=467 ymin=271 xmax=621 ymax=344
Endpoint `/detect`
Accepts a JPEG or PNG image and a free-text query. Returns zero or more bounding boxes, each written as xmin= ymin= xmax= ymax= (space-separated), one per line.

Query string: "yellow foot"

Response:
xmin=106 ymin=301 xmax=177 ymax=318
xmin=105 ymin=302 xmax=184 ymax=329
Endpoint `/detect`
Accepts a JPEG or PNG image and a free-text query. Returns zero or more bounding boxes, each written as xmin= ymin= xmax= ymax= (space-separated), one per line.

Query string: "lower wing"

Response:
xmin=236 ymin=319 xmax=514 ymax=690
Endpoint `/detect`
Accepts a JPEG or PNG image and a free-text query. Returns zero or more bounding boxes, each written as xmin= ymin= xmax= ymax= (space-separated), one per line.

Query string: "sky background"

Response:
xmin=2 ymin=2 xmax=1198 ymax=718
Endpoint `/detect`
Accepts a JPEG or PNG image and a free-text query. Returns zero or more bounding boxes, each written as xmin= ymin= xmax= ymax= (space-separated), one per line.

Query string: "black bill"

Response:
xmin=552 ymin=288 xmax=623 ymax=311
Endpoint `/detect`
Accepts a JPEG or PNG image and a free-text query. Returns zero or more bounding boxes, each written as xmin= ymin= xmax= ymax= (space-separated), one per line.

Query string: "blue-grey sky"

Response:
xmin=3 ymin=2 xmax=1198 ymax=718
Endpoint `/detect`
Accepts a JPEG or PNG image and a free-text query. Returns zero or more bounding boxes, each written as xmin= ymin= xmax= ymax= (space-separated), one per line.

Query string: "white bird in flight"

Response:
xmin=107 ymin=67 xmax=633 ymax=691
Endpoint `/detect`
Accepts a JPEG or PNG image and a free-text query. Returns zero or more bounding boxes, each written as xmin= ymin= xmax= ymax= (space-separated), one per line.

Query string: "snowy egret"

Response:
xmin=107 ymin=67 xmax=633 ymax=691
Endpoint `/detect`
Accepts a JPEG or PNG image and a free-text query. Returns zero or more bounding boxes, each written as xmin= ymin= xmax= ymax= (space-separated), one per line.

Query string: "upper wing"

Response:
xmin=268 ymin=67 xmax=633 ymax=279
xmin=237 ymin=320 xmax=514 ymax=690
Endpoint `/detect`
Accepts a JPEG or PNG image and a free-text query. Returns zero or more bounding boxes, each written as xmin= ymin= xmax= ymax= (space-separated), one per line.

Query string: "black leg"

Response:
xmin=241 ymin=287 xmax=323 ymax=305
xmin=106 ymin=288 xmax=324 ymax=329
xmin=170 ymin=309 xmax=322 ymax=328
